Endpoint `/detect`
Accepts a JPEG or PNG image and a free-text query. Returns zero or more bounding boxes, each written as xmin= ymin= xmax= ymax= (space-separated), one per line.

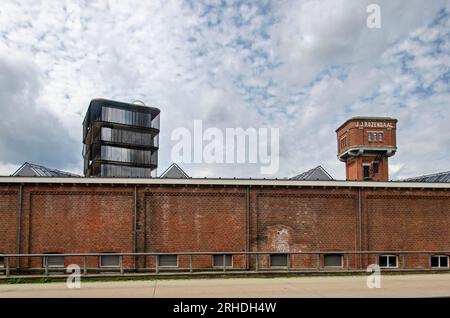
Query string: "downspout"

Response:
xmin=358 ymin=187 xmax=362 ymax=269
xmin=246 ymin=186 xmax=250 ymax=269
xmin=134 ymin=185 xmax=138 ymax=270
xmin=17 ymin=183 xmax=23 ymax=269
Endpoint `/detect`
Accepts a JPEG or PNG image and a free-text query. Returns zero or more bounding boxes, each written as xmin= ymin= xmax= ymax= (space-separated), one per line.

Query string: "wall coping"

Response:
xmin=0 ymin=176 xmax=449 ymax=189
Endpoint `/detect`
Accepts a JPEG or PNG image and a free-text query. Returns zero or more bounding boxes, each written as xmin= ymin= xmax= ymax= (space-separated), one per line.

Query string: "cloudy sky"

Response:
xmin=0 ymin=0 xmax=449 ymax=179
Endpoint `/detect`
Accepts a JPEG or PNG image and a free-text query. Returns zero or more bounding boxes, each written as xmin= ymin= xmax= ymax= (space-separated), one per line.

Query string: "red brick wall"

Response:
xmin=12 ymin=185 xmax=134 ymax=268
xmin=0 ymin=186 xmax=19 ymax=257
xmin=252 ymin=188 xmax=357 ymax=268
xmin=362 ymin=189 xmax=450 ymax=269
xmin=0 ymin=183 xmax=449 ymax=271
xmin=143 ymin=187 xmax=247 ymax=269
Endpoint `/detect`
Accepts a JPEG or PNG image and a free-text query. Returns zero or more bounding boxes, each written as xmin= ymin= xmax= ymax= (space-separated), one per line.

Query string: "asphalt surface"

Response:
xmin=1 ymin=274 xmax=450 ymax=298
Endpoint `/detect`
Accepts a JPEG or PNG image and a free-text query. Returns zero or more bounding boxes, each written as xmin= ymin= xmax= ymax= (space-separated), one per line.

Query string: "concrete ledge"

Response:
xmin=2 ymin=269 xmax=450 ymax=284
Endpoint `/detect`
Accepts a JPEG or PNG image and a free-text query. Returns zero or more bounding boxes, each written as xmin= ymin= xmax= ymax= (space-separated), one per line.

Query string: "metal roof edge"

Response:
xmin=0 ymin=176 xmax=449 ymax=188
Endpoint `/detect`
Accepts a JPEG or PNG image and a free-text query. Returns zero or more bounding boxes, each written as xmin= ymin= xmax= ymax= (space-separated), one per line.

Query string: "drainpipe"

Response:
xmin=17 ymin=183 xmax=23 ymax=269
xmin=246 ymin=186 xmax=250 ymax=269
xmin=358 ymin=187 xmax=363 ymax=269
xmin=134 ymin=185 xmax=138 ymax=270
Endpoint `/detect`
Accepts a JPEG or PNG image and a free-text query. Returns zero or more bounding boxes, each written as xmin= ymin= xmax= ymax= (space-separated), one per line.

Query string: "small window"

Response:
xmin=368 ymin=132 xmax=372 ymax=142
xmin=373 ymin=162 xmax=379 ymax=175
xmin=270 ymin=254 xmax=288 ymax=267
xmin=324 ymin=254 xmax=343 ymax=268
xmin=431 ymin=255 xmax=449 ymax=268
xmin=340 ymin=136 xmax=348 ymax=150
xmin=213 ymin=255 xmax=233 ymax=267
xmin=379 ymin=255 xmax=398 ymax=268
xmin=158 ymin=255 xmax=178 ymax=267
xmin=100 ymin=255 xmax=120 ymax=268
xmin=379 ymin=132 xmax=383 ymax=142
xmin=43 ymin=254 xmax=64 ymax=268
xmin=363 ymin=165 xmax=370 ymax=179
xmin=373 ymin=132 xmax=377 ymax=142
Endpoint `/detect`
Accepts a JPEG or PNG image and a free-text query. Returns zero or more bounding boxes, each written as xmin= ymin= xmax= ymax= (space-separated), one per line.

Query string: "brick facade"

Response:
xmin=0 ymin=181 xmax=449 ymax=271
xmin=336 ymin=117 xmax=397 ymax=181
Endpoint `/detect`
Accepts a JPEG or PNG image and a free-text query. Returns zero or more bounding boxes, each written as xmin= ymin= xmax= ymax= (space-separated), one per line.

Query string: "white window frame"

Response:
xmin=368 ymin=131 xmax=383 ymax=143
xmin=158 ymin=255 xmax=179 ymax=268
xmin=212 ymin=254 xmax=234 ymax=268
xmin=431 ymin=255 xmax=449 ymax=268
xmin=379 ymin=255 xmax=398 ymax=268
xmin=99 ymin=255 xmax=121 ymax=268
xmin=323 ymin=254 xmax=343 ymax=268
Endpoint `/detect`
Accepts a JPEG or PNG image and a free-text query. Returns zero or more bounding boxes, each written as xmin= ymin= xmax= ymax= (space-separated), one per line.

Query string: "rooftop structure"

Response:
xmin=11 ymin=162 xmax=80 ymax=177
xmin=290 ymin=165 xmax=333 ymax=181
xmin=403 ymin=170 xmax=450 ymax=183
xmin=82 ymin=99 xmax=160 ymax=178
xmin=336 ymin=116 xmax=397 ymax=181
xmin=160 ymin=163 xmax=189 ymax=179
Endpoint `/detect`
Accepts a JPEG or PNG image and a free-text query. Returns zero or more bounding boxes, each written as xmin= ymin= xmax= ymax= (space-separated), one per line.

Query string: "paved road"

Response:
xmin=1 ymin=274 xmax=450 ymax=298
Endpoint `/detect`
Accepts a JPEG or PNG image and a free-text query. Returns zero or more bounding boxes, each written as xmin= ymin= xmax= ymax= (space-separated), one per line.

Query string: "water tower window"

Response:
xmin=340 ymin=136 xmax=348 ymax=149
xmin=363 ymin=165 xmax=370 ymax=179
xmin=373 ymin=161 xmax=379 ymax=175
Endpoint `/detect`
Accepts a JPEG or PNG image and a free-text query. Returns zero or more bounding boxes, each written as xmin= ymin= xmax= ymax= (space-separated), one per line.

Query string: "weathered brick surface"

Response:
xmin=144 ymin=187 xmax=247 ymax=269
xmin=0 ymin=183 xmax=449 ymax=271
xmin=362 ymin=188 xmax=450 ymax=268
xmin=252 ymin=188 xmax=357 ymax=268
xmin=0 ymin=186 xmax=19 ymax=257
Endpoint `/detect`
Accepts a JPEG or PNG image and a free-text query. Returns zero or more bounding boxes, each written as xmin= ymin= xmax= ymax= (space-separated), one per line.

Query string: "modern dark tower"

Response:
xmin=83 ymin=99 xmax=160 ymax=177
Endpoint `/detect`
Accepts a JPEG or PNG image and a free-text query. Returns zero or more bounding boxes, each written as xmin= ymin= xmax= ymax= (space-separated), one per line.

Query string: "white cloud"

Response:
xmin=0 ymin=0 xmax=449 ymax=179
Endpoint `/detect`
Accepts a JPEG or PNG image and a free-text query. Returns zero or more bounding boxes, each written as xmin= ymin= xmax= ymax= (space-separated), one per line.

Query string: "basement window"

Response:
xmin=43 ymin=254 xmax=64 ymax=268
xmin=213 ymin=255 xmax=233 ymax=268
xmin=270 ymin=254 xmax=288 ymax=267
xmin=431 ymin=255 xmax=449 ymax=268
xmin=100 ymin=255 xmax=120 ymax=268
xmin=324 ymin=254 xmax=343 ymax=268
xmin=158 ymin=255 xmax=178 ymax=267
xmin=379 ymin=255 xmax=398 ymax=268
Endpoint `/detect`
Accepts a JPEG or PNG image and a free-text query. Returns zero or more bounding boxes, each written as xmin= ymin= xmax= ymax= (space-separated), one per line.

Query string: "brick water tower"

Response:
xmin=336 ymin=117 xmax=397 ymax=181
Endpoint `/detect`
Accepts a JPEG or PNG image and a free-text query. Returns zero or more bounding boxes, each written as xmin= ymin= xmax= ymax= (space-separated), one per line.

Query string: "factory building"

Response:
xmin=0 ymin=115 xmax=449 ymax=274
